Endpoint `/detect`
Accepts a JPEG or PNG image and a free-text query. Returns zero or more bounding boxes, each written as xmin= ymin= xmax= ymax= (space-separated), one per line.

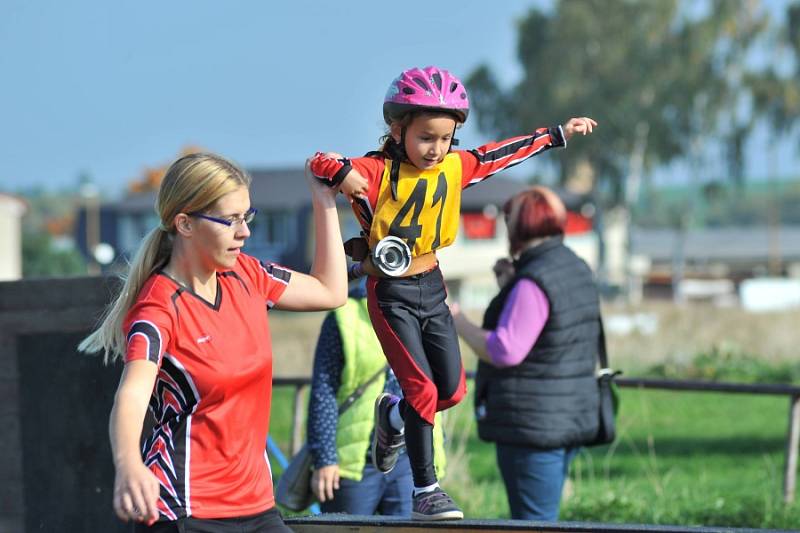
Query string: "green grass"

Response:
xmin=445 ymin=388 xmax=800 ymax=529
xmin=268 ymin=384 xmax=800 ymax=528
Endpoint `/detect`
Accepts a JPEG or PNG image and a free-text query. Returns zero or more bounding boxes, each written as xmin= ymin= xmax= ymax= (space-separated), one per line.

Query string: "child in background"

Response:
xmin=310 ymin=66 xmax=596 ymax=520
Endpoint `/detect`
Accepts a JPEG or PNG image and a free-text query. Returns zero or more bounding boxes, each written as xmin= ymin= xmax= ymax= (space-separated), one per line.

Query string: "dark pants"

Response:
xmin=320 ymin=451 xmax=413 ymax=516
xmin=366 ymin=267 xmax=466 ymax=487
xmin=496 ymin=443 xmax=578 ymax=521
xmin=133 ymin=506 xmax=291 ymax=533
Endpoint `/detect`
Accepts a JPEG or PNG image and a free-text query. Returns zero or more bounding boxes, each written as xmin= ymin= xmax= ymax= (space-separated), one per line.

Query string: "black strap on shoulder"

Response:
xmin=363 ymin=149 xmax=400 ymax=201
xmin=337 ymin=365 xmax=389 ymax=416
xmin=389 ymin=159 xmax=400 ymax=201
xmin=598 ymin=317 xmax=609 ymax=369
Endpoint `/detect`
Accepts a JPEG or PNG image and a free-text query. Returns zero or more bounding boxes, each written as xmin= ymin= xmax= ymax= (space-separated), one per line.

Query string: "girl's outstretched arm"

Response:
xmin=563 ymin=117 xmax=597 ymax=139
xmin=458 ymin=117 xmax=597 ymax=189
xmin=459 ymin=126 xmax=566 ymax=189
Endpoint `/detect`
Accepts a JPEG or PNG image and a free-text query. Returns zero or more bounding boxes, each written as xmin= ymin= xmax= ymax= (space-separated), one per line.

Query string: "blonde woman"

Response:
xmin=79 ymin=153 xmax=346 ymax=532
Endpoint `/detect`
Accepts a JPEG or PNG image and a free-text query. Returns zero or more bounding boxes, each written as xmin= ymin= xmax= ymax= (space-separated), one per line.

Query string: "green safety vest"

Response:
xmin=334 ymin=297 xmax=447 ymax=481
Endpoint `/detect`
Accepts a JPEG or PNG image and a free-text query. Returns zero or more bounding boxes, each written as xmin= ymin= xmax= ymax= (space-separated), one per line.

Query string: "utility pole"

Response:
xmin=79 ymin=178 xmax=100 ymax=276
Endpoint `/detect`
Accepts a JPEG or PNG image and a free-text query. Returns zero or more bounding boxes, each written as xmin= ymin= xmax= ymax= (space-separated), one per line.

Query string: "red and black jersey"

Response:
xmin=123 ymin=254 xmax=291 ymax=521
xmin=310 ymin=126 xmax=566 ymax=238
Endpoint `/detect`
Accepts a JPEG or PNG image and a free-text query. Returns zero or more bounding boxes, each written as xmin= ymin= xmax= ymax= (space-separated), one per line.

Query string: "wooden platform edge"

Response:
xmin=284 ymin=515 xmax=780 ymax=533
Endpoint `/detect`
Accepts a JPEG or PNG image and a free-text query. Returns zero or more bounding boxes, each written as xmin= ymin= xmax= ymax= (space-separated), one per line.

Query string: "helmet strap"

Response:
xmin=450 ymin=124 xmax=459 ymax=149
xmin=389 ymin=159 xmax=400 ymax=201
xmin=385 ymin=127 xmax=408 ymax=201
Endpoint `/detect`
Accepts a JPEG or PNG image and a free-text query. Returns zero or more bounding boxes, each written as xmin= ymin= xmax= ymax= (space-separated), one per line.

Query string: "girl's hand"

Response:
xmin=340 ymin=170 xmax=369 ymax=201
xmin=563 ymin=117 xmax=597 ymax=140
xmin=113 ymin=458 xmax=160 ymax=524
xmin=311 ymin=464 xmax=341 ymax=503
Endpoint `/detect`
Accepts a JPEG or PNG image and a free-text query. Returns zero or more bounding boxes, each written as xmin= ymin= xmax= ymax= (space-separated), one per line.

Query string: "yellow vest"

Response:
xmin=334 ymin=298 xmax=387 ymax=480
xmin=368 ymin=153 xmax=463 ymax=257
xmin=334 ymin=298 xmax=447 ymax=481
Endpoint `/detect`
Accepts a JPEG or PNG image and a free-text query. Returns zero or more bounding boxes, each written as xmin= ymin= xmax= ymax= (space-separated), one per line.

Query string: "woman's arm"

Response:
xmin=450 ymin=303 xmax=492 ymax=363
xmin=452 ymin=279 xmax=550 ymax=368
xmin=109 ymin=360 xmax=160 ymax=525
xmin=485 ymin=279 xmax=549 ymax=367
xmin=275 ymin=163 xmax=347 ymax=311
xmin=307 ymin=313 xmax=343 ymax=502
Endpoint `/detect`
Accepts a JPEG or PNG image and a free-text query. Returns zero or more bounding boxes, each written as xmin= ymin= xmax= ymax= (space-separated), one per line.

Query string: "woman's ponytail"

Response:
xmin=78 ymin=226 xmax=172 ymax=364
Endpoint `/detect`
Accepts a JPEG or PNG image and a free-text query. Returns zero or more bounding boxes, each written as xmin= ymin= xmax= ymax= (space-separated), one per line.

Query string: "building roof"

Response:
xmin=631 ymin=226 xmax=800 ymax=263
xmin=113 ymin=166 xmax=563 ymax=213
xmin=114 ymin=167 xmax=311 ymax=213
xmin=0 ymin=193 xmax=29 ymax=216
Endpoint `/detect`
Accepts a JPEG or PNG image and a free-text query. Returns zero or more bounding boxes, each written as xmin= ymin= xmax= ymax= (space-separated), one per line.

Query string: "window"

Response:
xmin=246 ymin=210 xmax=294 ymax=249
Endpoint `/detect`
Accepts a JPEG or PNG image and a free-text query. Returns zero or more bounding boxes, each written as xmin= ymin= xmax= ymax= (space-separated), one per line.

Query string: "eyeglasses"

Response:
xmin=189 ymin=207 xmax=257 ymax=227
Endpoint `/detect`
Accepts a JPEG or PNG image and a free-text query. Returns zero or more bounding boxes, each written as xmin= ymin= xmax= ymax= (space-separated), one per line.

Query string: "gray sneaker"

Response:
xmin=371 ymin=393 xmax=405 ymax=473
xmin=411 ymin=487 xmax=464 ymax=521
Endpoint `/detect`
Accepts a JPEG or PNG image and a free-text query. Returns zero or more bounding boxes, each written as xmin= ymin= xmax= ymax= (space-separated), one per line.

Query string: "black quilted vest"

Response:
xmin=475 ymin=237 xmax=600 ymax=448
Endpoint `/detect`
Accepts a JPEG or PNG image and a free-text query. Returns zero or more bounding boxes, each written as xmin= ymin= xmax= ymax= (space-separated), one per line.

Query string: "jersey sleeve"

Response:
xmin=123 ymin=299 xmax=173 ymax=366
xmin=236 ymin=254 xmax=293 ymax=308
xmin=458 ymin=126 xmax=566 ymax=189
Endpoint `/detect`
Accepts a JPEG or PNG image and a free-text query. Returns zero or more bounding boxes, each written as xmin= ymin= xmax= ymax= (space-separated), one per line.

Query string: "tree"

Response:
xmin=467 ymin=0 xmax=770 ymax=203
xmin=748 ymin=2 xmax=800 ymax=146
xmin=127 ymin=145 xmax=207 ymax=193
xmin=22 ymin=231 xmax=86 ymax=278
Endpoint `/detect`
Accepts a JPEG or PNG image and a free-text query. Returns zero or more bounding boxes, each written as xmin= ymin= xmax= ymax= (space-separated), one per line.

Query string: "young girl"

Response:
xmin=310 ymin=66 xmax=596 ymax=520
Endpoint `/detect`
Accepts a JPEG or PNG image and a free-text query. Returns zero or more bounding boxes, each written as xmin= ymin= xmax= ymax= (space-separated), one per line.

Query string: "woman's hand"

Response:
xmin=311 ymin=464 xmax=340 ymax=503
xmin=493 ymin=257 xmax=515 ymax=288
xmin=450 ymin=302 xmax=494 ymax=364
xmin=305 ymin=156 xmax=338 ymax=205
xmin=112 ymin=458 xmax=160 ymax=524
xmin=562 ymin=117 xmax=597 ymax=140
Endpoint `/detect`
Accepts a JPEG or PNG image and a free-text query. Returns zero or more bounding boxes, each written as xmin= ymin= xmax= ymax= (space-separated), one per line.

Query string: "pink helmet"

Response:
xmin=383 ymin=66 xmax=469 ymax=125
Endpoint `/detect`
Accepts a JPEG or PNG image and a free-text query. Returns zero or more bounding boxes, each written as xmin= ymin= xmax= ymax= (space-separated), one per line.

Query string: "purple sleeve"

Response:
xmin=486 ymin=278 xmax=550 ymax=368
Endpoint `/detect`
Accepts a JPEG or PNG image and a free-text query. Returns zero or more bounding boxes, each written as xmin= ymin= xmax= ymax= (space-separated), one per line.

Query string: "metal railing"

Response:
xmin=272 ymin=375 xmax=800 ymax=504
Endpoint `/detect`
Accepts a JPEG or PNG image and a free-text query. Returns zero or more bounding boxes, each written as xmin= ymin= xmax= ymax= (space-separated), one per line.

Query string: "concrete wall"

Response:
xmin=0 ymin=276 xmax=127 ymax=532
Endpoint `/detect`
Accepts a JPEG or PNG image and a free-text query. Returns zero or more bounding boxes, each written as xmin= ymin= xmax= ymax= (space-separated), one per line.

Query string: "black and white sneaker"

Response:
xmin=371 ymin=393 xmax=405 ymax=473
xmin=412 ymin=487 xmax=464 ymax=521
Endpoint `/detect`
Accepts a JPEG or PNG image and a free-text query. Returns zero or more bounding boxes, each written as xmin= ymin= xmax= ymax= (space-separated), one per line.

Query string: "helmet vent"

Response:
xmin=450 ymin=82 xmax=459 ymax=93
xmin=402 ymin=87 xmax=415 ymax=95
xmin=432 ymin=73 xmax=443 ymax=90
xmin=412 ymin=77 xmax=429 ymax=90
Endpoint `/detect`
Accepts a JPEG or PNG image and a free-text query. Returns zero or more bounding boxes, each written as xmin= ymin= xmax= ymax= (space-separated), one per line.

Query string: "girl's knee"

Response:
xmin=404 ymin=383 xmax=438 ymax=424
xmin=436 ymin=382 xmax=466 ymax=411
xmin=435 ymin=370 xmax=466 ymax=411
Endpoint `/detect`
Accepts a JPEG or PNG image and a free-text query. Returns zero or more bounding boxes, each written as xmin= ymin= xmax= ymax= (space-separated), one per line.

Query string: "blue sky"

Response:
xmin=1 ymin=0 xmax=538 ymax=195
xmin=2 ymin=1 xmax=797 ymax=197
